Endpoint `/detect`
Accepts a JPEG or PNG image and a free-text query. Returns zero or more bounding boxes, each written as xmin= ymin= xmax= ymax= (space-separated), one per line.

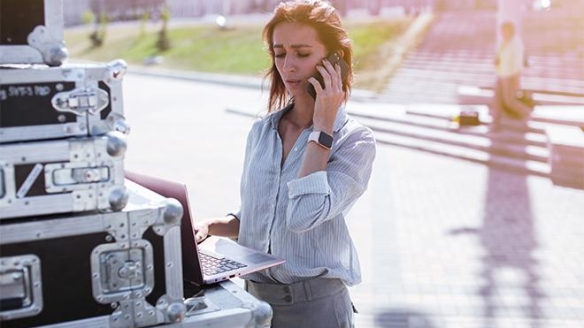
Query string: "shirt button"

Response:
xmin=294 ymin=147 xmax=298 ymax=151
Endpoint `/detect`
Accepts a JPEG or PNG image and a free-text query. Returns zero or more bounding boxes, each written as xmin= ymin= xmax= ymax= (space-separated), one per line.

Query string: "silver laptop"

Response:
xmin=125 ymin=171 xmax=285 ymax=286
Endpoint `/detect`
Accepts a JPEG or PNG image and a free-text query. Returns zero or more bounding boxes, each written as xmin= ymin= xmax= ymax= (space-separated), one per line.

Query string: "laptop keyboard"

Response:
xmin=200 ymin=252 xmax=247 ymax=276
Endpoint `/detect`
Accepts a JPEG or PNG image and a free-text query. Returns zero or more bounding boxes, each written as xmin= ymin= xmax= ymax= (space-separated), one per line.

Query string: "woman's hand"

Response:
xmin=308 ymin=59 xmax=345 ymax=133
xmin=193 ymin=216 xmax=240 ymax=243
xmin=193 ymin=220 xmax=210 ymax=244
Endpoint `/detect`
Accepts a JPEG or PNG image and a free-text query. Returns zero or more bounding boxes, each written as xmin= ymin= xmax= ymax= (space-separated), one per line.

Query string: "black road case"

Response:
xmin=0 ymin=60 xmax=129 ymax=144
xmin=0 ymin=180 xmax=185 ymax=327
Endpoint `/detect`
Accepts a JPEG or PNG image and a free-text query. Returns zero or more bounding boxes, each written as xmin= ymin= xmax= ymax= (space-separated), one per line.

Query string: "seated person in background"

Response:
xmin=491 ymin=21 xmax=532 ymax=130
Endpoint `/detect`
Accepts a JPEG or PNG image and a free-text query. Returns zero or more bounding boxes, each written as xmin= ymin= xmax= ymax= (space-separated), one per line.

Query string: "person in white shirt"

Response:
xmin=193 ymin=1 xmax=376 ymax=327
xmin=491 ymin=21 xmax=532 ymax=130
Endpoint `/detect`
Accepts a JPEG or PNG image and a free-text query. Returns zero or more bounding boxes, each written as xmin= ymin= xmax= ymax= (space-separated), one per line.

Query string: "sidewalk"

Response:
xmin=348 ymin=142 xmax=584 ymax=328
xmin=122 ymin=73 xmax=584 ymax=328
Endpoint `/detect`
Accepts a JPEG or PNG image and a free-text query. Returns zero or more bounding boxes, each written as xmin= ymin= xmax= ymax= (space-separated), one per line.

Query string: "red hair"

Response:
xmin=262 ymin=0 xmax=353 ymax=112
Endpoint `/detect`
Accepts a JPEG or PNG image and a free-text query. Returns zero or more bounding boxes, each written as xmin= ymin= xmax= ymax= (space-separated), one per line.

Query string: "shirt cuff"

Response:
xmin=287 ymin=171 xmax=330 ymax=198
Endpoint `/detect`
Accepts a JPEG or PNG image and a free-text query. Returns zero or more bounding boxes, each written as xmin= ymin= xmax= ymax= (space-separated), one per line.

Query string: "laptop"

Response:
xmin=125 ymin=171 xmax=285 ymax=287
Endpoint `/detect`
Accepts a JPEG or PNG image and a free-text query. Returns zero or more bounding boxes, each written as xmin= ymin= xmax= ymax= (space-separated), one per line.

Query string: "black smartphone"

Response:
xmin=307 ymin=53 xmax=349 ymax=100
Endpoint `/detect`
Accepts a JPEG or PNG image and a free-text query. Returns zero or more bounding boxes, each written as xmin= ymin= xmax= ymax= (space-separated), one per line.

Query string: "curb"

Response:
xmin=127 ymin=66 xmax=379 ymax=101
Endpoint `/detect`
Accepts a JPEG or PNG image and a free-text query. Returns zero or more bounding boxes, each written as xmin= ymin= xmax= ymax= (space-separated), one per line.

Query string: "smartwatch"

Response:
xmin=308 ymin=131 xmax=333 ymax=150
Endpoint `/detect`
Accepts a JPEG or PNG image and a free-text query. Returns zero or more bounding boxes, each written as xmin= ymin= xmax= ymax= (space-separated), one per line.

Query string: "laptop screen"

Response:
xmin=124 ymin=171 xmax=204 ymax=286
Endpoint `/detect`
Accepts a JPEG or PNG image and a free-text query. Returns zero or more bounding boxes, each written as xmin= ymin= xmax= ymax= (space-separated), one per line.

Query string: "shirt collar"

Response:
xmin=269 ymin=103 xmax=348 ymax=133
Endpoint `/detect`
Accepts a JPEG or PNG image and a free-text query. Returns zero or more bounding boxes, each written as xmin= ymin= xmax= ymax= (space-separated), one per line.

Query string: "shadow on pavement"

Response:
xmin=374 ymin=308 xmax=439 ymax=328
xmin=450 ymin=141 xmax=546 ymax=327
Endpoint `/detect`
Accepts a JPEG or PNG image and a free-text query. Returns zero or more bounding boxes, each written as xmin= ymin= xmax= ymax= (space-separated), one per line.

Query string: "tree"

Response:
xmin=156 ymin=3 xmax=171 ymax=52
xmin=89 ymin=11 xmax=108 ymax=47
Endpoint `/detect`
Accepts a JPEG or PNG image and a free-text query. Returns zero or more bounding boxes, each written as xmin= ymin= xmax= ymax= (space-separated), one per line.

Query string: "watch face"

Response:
xmin=318 ymin=132 xmax=334 ymax=148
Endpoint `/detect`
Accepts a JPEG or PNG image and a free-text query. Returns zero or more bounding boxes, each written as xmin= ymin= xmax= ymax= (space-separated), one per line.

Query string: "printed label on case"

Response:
xmin=16 ymin=164 xmax=44 ymax=198
xmin=0 ymin=82 xmax=77 ymax=127
xmin=1 ymin=85 xmax=52 ymax=98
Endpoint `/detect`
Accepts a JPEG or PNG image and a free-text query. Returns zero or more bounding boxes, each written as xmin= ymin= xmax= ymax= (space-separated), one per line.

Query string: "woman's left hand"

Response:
xmin=308 ymin=59 xmax=345 ymax=133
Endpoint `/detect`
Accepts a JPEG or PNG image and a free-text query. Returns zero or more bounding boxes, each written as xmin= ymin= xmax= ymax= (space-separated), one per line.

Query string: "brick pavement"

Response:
xmin=123 ymin=74 xmax=584 ymax=328
xmin=348 ymin=144 xmax=584 ymax=327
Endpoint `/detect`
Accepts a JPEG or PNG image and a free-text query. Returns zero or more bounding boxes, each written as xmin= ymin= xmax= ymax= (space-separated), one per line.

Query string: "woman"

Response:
xmin=194 ymin=1 xmax=376 ymax=327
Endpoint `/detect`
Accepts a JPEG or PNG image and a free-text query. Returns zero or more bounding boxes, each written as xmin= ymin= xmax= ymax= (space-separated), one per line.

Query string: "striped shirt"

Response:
xmin=233 ymin=103 xmax=376 ymax=286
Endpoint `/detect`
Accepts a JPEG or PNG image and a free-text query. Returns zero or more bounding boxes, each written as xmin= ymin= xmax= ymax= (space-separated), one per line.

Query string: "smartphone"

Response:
xmin=307 ymin=53 xmax=349 ymax=100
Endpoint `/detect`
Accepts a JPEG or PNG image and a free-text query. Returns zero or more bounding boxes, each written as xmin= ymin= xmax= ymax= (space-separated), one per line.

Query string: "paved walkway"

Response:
xmin=349 ymin=144 xmax=584 ymax=327
xmin=122 ymin=74 xmax=584 ymax=328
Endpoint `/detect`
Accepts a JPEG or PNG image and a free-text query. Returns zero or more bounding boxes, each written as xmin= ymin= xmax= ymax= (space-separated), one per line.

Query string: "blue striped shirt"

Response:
xmin=234 ymin=104 xmax=376 ymax=286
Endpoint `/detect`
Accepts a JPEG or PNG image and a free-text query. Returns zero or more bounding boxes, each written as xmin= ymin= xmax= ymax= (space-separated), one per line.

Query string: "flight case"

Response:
xmin=0 ymin=181 xmax=273 ymax=328
xmin=0 ymin=131 xmax=128 ymax=220
xmin=0 ymin=180 xmax=186 ymax=327
xmin=0 ymin=60 xmax=129 ymax=144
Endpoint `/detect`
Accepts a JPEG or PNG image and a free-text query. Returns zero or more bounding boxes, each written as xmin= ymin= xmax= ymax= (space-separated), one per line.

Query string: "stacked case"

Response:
xmin=0 ymin=181 xmax=187 ymax=328
xmin=0 ymin=1 xmax=272 ymax=327
xmin=0 ymin=62 xmax=130 ymax=220
xmin=1 ymin=0 xmax=130 ymax=219
xmin=0 ymin=0 xmax=179 ymax=326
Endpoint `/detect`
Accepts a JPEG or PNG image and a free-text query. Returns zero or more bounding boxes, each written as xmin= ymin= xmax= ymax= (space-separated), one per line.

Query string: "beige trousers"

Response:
xmin=491 ymin=73 xmax=532 ymax=125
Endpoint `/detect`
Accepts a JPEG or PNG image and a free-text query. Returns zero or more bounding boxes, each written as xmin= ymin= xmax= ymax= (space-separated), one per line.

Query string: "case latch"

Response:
xmin=91 ymin=240 xmax=154 ymax=304
xmin=51 ymin=86 xmax=109 ymax=116
xmin=0 ymin=255 xmax=43 ymax=321
xmin=52 ymin=166 xmax=111 ymax=185
xmin=103 ymin=252 xmax=143 ymax=292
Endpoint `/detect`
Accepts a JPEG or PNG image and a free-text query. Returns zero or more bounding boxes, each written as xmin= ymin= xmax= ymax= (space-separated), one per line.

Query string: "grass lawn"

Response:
xmin=65 ymin=15 xmax=431 ymax=92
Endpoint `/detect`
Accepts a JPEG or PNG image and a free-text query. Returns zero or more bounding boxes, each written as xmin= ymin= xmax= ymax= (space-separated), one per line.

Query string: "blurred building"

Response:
xmin=62 ymin=0 xmax=582 ymax=26
xmin=63 ymin=0 xmax=439 ymax=26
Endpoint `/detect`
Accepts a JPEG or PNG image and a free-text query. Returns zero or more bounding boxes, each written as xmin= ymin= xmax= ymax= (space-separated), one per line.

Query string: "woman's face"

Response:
xmin=272 ymin=22 xmax=327 ymax=99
